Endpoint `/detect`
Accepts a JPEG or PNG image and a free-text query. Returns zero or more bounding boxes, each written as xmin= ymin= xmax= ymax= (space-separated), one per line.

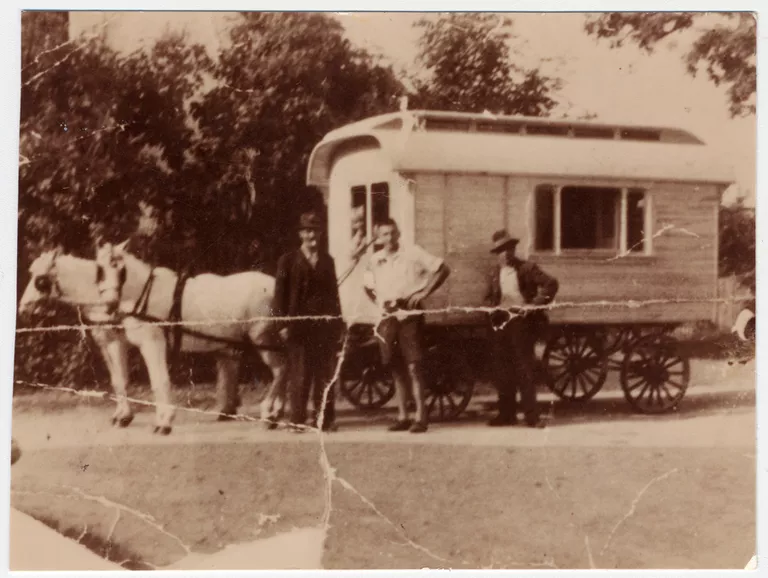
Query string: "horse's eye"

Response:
xmin=34 ymin=275 xmax=52 ymax=294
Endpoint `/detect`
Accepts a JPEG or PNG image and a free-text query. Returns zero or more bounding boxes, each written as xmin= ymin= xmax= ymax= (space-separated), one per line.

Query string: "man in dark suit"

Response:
xmin=485 ymin=230 xmax=559 ymax=428
xmin=273 ymin=212 xmax=344 ymax=432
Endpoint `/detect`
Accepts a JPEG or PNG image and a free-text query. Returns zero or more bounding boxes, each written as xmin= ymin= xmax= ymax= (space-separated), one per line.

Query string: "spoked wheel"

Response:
xmin=620 ymin=334 xmax=690 ymax=414
xmin=339 ymin=352 xmax=396 ymax=411
xmin=424 ymin=347 xmax=475 ymax=422
xmin=543 ymin=328 xmax=608 ymax=402
xmin=599 ymin=326 xmax=637 ymax=372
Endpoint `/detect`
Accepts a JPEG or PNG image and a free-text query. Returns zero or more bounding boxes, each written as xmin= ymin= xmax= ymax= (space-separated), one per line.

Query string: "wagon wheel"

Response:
xmin=424 ymin=350 xmax=474 ymax=422
xmin=620 ymin=333 xmax=690 ymax=414
xmin=599 ymin=326 xmax=635 ymax=372
xmin=543 ymin=328 xmax=608 ymax=402
xmin=339 ymin=363 xmax=395 ymax=411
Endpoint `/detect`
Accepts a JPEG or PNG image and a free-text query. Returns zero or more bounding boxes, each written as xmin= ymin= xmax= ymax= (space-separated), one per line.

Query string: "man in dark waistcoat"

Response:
xmin=273 ymin=212 xmax=344 ymax=431
xmin=485 ymin=230 xmax=559 ymax=428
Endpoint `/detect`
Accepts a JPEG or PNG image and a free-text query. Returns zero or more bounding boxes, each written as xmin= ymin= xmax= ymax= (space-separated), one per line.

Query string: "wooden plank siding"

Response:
xmin=412 ymin=173 xmax=720 ymax=326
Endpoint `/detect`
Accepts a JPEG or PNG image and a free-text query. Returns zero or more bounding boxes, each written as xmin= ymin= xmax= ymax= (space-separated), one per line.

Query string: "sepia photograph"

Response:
xmin=8 ymin=8 xmax=757 ymax=571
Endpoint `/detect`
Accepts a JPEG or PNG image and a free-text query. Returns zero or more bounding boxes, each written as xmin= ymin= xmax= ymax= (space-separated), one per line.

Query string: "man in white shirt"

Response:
xmin=363 ymin=218 xmax=451 ymax=433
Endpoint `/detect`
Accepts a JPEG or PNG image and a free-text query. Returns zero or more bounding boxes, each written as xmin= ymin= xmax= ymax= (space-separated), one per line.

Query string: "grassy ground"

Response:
xmin=11 ymin=442 xmax=754 ymax=570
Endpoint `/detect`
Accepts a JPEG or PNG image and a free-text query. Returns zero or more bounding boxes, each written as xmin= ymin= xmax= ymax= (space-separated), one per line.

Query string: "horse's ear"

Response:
xmin=115 ymin=239 xmax=129 ymax=254
xmin=52 ymin=246 xmax=62 ymax=258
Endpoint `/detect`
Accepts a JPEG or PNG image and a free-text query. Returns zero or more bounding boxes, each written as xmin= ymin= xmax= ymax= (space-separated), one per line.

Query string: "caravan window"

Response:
xmin=534 ymin=184 xmax=651 ymax=255
xmin=350 ymin=182 xmax=390 ymax=257
xmin=561 ymin=186 xmax=621 ymax=250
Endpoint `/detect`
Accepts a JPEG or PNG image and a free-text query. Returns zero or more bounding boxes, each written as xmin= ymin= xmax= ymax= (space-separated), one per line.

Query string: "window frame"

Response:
xmin=349 ymin=181 xmax=392 ymax=257
xmin=531 ymin=182 xmax=654 ymax=258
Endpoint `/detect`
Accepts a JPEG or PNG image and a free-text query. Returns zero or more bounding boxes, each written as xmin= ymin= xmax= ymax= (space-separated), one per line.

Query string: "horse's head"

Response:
xmin=95 ymin=241 xmax=128 ymax=316
xmin=18 ymin=248 xmax=63 ymax=314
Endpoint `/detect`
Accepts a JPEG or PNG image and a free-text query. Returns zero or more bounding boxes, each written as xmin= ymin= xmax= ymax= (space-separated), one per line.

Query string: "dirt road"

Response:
xmin=10 ymin=357 xmax=756 ymax=570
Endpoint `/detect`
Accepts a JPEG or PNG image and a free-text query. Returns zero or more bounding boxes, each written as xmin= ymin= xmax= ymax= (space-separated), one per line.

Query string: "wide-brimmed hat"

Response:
xmin=490 ymin=229 xmax=520 ymax=253
xmin=299 ymin=212 xmax=323 ymax=231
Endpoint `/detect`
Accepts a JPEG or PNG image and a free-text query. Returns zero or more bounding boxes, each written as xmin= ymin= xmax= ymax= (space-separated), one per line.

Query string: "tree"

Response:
xmin=584 ymin=12 xmax=756 ymax=117
xmin=16 ymin=19 xmax=212 ymax=389
xmin=19 ymin=27 xmax=212 ymax=260
xmin=410 ymin=13 xmax=560 ymax=116
xmin=187 ymin=12 xmax=404 ymax=274
xmin=719 ymin=198 xmax=755 ymax=294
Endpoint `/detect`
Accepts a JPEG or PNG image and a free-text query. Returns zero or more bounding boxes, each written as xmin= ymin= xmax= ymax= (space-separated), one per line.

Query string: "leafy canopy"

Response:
xmin=584 ymin=12 xmax=756 ymax=117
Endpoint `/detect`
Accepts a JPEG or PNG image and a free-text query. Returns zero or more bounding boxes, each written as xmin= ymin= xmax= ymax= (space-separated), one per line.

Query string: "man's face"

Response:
xmin=377 ymin=224 xmax=399 ymax=251
xmin=497 ymin=244 xmax=517 ymax=266
xmin=299 ymin=228 xmax=320 ymax=251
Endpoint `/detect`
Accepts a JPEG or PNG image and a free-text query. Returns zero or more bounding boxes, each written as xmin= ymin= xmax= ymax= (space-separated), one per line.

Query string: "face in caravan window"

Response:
xmin=351 ymin=204 xmax=367 ymax=259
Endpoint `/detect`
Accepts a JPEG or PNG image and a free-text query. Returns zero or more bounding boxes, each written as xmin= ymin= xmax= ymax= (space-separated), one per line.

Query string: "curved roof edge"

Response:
xmin=306 ymin=111 xmax=734 ymax=188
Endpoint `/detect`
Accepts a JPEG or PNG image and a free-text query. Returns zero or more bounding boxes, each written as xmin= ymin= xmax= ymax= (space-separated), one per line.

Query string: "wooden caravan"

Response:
xmin=307 ymin=110 xmax=735 ymax=416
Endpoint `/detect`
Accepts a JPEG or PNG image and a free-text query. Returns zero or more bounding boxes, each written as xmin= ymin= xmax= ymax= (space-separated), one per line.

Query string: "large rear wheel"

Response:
xmin=620 ymin=334 xmax=690 ymax=414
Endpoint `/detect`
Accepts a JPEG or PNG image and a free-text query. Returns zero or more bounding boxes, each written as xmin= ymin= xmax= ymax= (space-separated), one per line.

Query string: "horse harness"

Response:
xmin=125 ymin=267 xmax=285 ymax=360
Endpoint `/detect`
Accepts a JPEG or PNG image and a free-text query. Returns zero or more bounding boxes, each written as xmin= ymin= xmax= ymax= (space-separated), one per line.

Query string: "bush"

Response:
xmin=14 ymin=300 xmax=272 ymax=396
xmin=14 ymin=301 xmax=109 ymax=393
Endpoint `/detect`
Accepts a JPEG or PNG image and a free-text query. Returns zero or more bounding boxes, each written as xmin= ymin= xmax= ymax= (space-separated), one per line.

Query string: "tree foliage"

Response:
xmin=584 ymin=12 xmax=756 ymax=117
xmin=411 ymin=13 xmax=560 ymax=116
xmin=16 ymin=12 xmax=404 ymax=389
xmin=719 ymin=199 xmax=755 ymax=294
xmin=185 ymin=12 xmax=403 ymax=274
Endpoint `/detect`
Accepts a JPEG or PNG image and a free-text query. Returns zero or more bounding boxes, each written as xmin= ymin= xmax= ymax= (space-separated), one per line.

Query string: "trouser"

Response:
xmin=376 ymin=313 xmax=428 ymax=423
xmin=491 ymin=315 xmax=540 ymax=421
xmin=288 ymin=337 xmax=337 ymax=427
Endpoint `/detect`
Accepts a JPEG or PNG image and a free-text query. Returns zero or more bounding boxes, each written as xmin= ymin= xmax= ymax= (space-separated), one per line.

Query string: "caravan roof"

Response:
xmin=306 ymin=110 xmax=735 ymax=189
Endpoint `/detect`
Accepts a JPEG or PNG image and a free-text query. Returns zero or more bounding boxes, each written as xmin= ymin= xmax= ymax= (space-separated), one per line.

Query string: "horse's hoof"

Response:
xmin=112 ymin=415 xmax=134 ymax=428
xmin=153 ymin=425 xmax=172 ymax=435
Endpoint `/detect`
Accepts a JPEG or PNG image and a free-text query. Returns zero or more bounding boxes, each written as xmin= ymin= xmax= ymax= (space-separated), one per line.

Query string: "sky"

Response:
xmin=70 ymin=11 xmax=756 ymax=204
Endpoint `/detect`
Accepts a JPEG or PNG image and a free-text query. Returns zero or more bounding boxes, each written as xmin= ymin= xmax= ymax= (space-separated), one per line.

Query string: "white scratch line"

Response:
xmin=600 ymin=468 xmax=678 ymax=555
xmin=13 ymin=379 xmax=316 ymax=432
xmin=106 ymin=508 xmax=122 ymax=544
xmin=335 ymin=476 xmax=452 ymax=565
xmin=17 ymin=295 xmax=753 ymax=335
xmin=585 ymin=535 xmax=596 ymax=569
xmin=12 ymin=487 xmax=193 ymax=554
xmin=76 ymin=524 xmax=89 ymax=544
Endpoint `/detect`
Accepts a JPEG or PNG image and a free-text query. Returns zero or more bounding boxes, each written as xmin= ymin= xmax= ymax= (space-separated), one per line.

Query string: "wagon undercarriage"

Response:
xmin=339 ymin=322 xmax=692 ymax=421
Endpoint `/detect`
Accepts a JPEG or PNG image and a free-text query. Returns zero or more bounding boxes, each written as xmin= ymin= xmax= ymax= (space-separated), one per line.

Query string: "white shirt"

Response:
xmin=499 ymin=265 xmax=525 ymax=308
xmin=363 ymin=244 xmax=444 ymax=308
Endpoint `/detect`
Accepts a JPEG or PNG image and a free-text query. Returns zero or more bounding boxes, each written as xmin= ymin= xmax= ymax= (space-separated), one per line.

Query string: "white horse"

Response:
xmin=94 ymin=241 xmax=289 ymax=433
xmin=18 ymin=245 xmax=288 ymax=434
xmin=18 ymin=249 xmax=142 ymax=428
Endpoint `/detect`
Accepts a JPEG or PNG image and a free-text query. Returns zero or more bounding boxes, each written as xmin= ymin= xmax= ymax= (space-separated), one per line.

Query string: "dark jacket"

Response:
xmin=484 ymin=260 xmax=559 ymax=308
xmin=485 ymin=260 xmax=559 ymax=334
xmin=273 ymin=249 xmax=343 ymax=342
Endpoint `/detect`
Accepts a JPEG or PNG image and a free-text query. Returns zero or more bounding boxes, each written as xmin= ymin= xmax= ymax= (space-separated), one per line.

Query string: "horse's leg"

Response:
xmin=215 ymin=352 xmax=242 ymax=421
xmin=137 ymin=332 xmax=176 ymax=435
xmin=93 ymin=330 xmax=133 ymax=427
xmin=258 ymin=349 xmax=289 ymax=429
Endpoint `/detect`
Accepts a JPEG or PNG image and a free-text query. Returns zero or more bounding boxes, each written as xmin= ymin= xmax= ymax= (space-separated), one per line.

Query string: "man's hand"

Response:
xmin=279 ymin=327 xmax=289 ymax=342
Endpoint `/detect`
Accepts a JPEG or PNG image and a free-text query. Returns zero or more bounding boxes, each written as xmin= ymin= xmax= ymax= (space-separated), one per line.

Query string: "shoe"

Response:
xmin=265 ymin=420 xmax=279 ymax=431
xmin=320 ymin=422 xmax=339 ymax=433
xmin=388 ymin=419 xmax=413 ymax=432
xmin=409 ymin=421 xmax=428 ymax=434
xmin=525 ymin=417 xmax=547 ymax=429
xmin=488 ymin=415 xmax=518 ymax=427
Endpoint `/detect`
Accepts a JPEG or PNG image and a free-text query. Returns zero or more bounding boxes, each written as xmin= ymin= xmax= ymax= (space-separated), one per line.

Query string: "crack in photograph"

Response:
xmin=9 ymin=9 xmax=756 ymax=571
